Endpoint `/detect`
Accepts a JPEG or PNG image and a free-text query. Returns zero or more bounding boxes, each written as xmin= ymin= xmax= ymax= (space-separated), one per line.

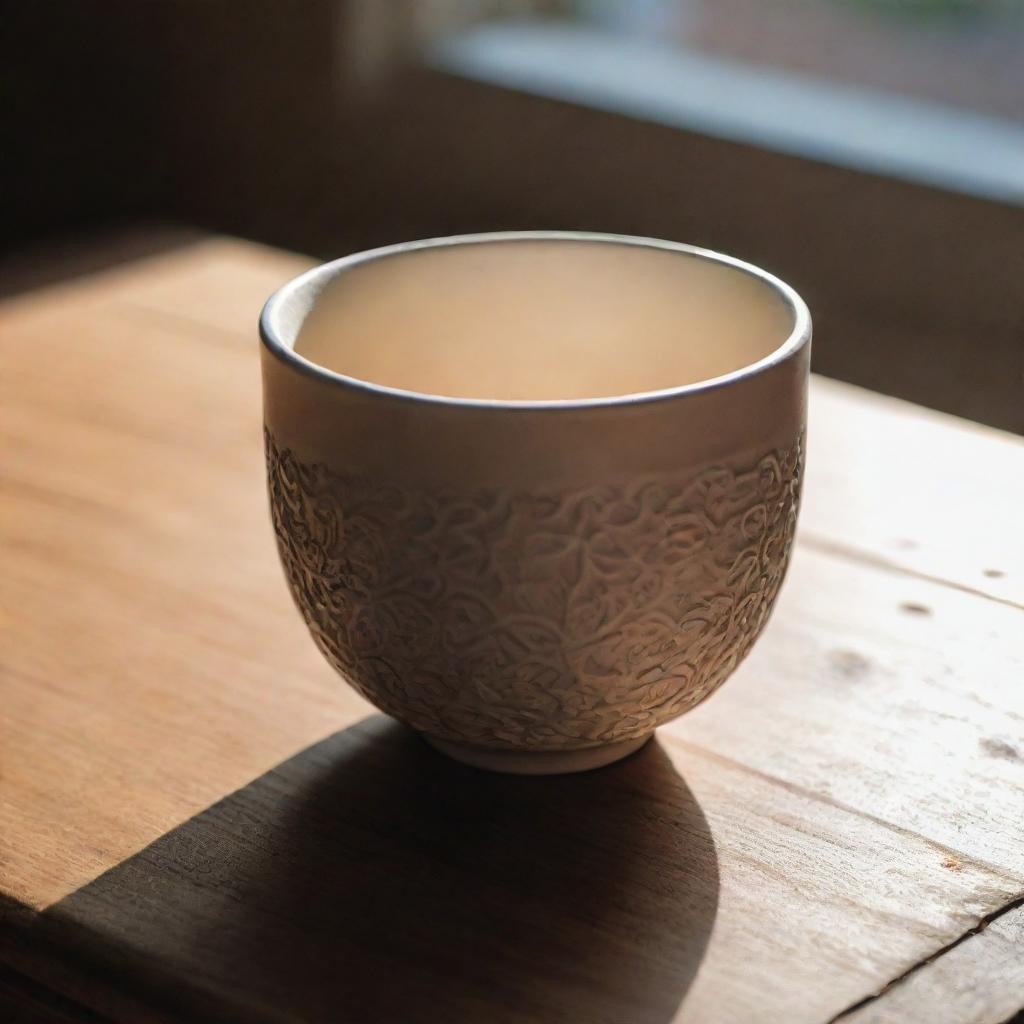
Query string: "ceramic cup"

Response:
xmin=260 ymin=232 xmax=811 ymax=774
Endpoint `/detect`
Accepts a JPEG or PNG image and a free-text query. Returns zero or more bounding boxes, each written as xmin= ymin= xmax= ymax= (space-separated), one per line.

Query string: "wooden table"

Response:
xmin=1 ymin=237 xmax=1022 ymax=1024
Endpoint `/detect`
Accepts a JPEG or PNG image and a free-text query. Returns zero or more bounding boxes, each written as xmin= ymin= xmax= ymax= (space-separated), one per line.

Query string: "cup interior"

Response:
xmin=274 ymin=236 xmax=803 ymax=403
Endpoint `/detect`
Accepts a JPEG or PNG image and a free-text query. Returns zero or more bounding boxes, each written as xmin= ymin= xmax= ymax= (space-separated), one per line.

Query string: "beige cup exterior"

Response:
xmin=260 ymin=233 xmax=811 ymax=773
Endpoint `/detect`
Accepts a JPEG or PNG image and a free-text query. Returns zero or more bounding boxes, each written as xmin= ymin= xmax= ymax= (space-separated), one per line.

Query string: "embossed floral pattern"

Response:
xmin=266 ymin=429 xmax=803 ymax=749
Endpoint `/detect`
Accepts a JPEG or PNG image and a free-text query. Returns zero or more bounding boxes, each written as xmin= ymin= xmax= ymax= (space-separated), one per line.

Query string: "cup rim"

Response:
xmin=259 ymin=231 xmax=811 ymax=411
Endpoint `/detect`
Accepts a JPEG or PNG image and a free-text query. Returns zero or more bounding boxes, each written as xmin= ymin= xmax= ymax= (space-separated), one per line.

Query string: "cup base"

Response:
xmin=422 ymin=733 xmax=652 ymax=775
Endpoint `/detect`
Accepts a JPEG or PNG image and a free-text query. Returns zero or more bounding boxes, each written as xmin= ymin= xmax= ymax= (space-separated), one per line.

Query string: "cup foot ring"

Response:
xmin=422 ymin=733 xmax=652 ymax=775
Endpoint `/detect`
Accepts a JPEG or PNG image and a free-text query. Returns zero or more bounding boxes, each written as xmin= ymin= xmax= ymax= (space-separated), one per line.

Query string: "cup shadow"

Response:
xmin=38 ymin=717 xmax=719 ymax=1023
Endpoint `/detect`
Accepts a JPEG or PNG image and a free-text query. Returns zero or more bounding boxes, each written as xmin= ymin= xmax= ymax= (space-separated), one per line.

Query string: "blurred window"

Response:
xmin=419 ymin=0 xmax=1024 ymax=203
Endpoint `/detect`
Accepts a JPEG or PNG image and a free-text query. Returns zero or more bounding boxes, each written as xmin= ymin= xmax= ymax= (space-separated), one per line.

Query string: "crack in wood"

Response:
xmin=824 ymin=894 xmax=1024 ymax=1023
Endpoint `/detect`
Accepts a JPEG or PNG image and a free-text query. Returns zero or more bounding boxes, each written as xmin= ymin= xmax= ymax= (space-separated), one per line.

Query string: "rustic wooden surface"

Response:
xmin=842 ymin=903 xmax=1024 ymax=1024
xmin=1 ymin=238 xmax=1021 ymax=1024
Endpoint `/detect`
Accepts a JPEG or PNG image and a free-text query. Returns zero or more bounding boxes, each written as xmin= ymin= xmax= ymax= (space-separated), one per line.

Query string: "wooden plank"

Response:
xmin=2 ymin=238 xmax=1022 ymax=1022
xmin=666 ymin=542 xmax=1024 ymax=877
xmin=838 ymin=903 xmax=1024 ymax=1024
xmin=0 ymin=258 xmax=365 ymax=910
xmin=802 ymin=377 xmax=1024 ymax=609
xmin=1 ymin=718 xmax=1017 ymax=1024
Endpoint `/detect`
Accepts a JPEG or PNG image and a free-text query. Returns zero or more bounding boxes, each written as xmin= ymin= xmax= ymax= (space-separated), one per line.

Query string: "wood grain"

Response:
xmin=802 ymin=377 xmax=1024 ymax=609
xmin=2 ymin=237 xmax=1022 ymax=1023
xmin=3 ymin=716 xmax=1018 ymax=1024
xmin=0 ymin=242 xmax=364 ymax=911
xmin=839 ymin=903 xmax=1024 ymax=1024
xmin=667 ymin=543 xmax=1024 ymax=876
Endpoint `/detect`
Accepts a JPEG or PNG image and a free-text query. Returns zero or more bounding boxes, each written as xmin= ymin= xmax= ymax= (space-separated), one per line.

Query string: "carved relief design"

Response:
xmin=266 ymin=428 xmax=803 ymax=749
